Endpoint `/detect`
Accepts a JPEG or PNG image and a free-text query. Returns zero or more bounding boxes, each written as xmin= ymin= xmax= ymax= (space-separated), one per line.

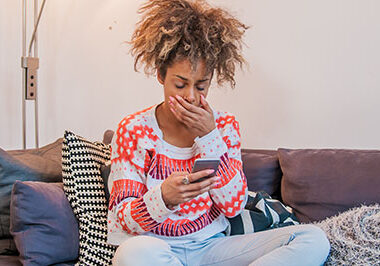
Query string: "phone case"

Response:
xmin=191 ymin=159 xmax=220 ymax=183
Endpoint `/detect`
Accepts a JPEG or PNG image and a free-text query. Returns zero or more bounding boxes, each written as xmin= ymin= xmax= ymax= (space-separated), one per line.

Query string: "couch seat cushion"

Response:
xmin=0 ymin=255 xmax=22 ymax=266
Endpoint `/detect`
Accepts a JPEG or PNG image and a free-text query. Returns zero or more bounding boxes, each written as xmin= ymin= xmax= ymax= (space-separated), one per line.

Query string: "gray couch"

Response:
xmin=1 ymin=130 xmax=379 ymax=265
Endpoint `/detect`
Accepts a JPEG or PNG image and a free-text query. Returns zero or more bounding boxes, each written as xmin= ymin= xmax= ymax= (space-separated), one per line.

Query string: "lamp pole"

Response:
xmin=22 ymin=0 xmax=26 ymax=149
xmin=21 ymin=0 xmax=46 ymax=149
xmin=34 ymin=0 xmax=39 ymax=149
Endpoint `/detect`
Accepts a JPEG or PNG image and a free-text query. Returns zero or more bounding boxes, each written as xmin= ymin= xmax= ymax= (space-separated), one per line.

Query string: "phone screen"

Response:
xmin=191 ymin=159 xmax=220 ymax=183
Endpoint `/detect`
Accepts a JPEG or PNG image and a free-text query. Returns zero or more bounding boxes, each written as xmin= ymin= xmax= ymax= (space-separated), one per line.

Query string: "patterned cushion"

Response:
xmin=315 ymin=204 xmax=379 ymax=266
xmin=62 ymin=131 xmax=116 ymax=266
xmin=226 ymin=191 xmax=299 ymax=235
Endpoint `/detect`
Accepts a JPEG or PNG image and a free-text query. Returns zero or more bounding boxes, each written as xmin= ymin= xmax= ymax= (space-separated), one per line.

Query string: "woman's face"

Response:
xmin=157 ymin=59 xmax=212 ymax=107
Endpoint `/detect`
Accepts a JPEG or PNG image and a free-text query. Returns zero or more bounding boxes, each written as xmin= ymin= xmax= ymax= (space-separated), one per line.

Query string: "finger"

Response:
xmin=184 ymin=175 xmax=219 ymax=192
xmin=170 ymin=95 xmax=201 ymax=119
xmin=200 ymin=95 xmax=213 ymax=113
xmin=169 ymin=172 xmax=190 ymax=182
xmin=170 ymin=96 xmax=200 ymax=121
xmin=174 ymin=172 xmax=193 ymax=186
xmin=182 ymin=180 xmax=219 ymax=198
xmin=174 ymin=95 xmax=203 ymax=115
xmin=190 ymin=169 xmax=215 ymax=182
xmin=169 ymin=105 xmax=184 ymax=122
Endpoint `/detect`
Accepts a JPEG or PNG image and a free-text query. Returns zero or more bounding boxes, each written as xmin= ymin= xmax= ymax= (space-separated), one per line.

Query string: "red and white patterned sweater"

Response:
xmin=107 ymin=105 xmax=247 ymax=245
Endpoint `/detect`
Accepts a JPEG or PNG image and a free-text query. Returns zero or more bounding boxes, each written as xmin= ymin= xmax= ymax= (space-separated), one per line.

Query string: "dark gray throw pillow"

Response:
xmin=0 ymin=139 xmax=62 ymax=238
xmin=10 ymin=181 xmax=79 ymax=265
xmin=241 ymin=149 xmax=282 ymax=199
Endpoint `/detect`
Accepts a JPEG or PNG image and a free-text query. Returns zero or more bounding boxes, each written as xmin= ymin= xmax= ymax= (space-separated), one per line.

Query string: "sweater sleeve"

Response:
xmin=194 ymin=114 xmax=247 ymax=218
xmin=108 ymin=121 xmax=176 ymax=235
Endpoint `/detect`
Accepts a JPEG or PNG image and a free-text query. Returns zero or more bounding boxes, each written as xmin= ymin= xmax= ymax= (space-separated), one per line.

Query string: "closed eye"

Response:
xmin=175 ymin=84 xmax=185 ymax=89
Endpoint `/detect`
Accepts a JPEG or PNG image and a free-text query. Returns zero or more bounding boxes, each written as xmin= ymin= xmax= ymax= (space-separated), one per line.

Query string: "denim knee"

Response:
xmin=112 ymin=235 xmax=173 ymax=266
xmin=302 ymin=224 xmax=331 ymax=262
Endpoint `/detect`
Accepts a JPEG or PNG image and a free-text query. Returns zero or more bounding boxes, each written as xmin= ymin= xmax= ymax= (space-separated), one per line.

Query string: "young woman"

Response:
xmin=107 ymin=1 xmax=330 ymax=265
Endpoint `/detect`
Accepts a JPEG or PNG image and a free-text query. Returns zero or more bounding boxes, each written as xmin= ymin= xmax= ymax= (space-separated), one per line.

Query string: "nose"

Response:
xmin=184 ymin=88 xmax=196 ymax=104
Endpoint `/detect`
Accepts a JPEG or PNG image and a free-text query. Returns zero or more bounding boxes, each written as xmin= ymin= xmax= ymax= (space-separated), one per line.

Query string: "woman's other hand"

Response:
xmin=161 ymin=169 xmax=219 ymax=209
xmin=169 ymin=95 xmax=215 ymax=137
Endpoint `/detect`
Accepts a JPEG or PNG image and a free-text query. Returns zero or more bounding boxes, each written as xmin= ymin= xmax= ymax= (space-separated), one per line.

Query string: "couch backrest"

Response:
xmin=278 ymin=148 xmax=380 ymax=223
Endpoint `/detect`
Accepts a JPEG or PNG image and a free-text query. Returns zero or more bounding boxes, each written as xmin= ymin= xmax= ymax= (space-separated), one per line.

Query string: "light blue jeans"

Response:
xmin=112 ymin=224 xmax=330 ymax=266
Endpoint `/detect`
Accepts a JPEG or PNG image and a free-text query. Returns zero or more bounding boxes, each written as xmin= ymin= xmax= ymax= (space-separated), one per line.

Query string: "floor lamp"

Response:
xmin=21 ymin=0 xmax=47 ymax=149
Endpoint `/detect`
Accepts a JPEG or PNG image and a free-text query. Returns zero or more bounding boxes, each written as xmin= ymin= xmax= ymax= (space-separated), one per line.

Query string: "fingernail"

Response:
xmin=207 ymin=169 xmax=215 ymax=174
xmin=175 ymin=95 xmax=182 ymax=100
xmin=169 ymin=96 xmax=175 ymax=101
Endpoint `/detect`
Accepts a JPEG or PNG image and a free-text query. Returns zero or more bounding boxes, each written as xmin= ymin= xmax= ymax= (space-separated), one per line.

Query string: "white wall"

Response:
xmin=1 ymin=0 xmax=379 ymax=150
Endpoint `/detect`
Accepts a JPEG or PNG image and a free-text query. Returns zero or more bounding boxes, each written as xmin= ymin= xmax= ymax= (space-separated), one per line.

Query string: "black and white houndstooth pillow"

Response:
xmin=62 ymin=130 xmax=116 ymax=266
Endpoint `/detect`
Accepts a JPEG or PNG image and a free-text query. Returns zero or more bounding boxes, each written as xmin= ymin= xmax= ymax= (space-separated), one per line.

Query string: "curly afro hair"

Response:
xmin=130 ymin=0 xmax=248 ymax=88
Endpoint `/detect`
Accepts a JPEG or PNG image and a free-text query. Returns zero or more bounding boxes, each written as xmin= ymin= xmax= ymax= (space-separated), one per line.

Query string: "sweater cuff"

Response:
xmin=194 ymin=128 xmax=227 ymax=158
xmin=143 ymin=184 xmax=178 ymax=223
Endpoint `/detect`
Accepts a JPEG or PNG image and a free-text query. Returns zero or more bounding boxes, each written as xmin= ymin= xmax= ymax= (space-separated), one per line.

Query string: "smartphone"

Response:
xmin=191 ymin=158 xmax=220 ymax=183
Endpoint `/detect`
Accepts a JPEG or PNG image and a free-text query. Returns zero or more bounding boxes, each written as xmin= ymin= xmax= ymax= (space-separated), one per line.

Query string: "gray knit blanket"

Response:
xmin=315 ymin=204 xmax=380 ymax=266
